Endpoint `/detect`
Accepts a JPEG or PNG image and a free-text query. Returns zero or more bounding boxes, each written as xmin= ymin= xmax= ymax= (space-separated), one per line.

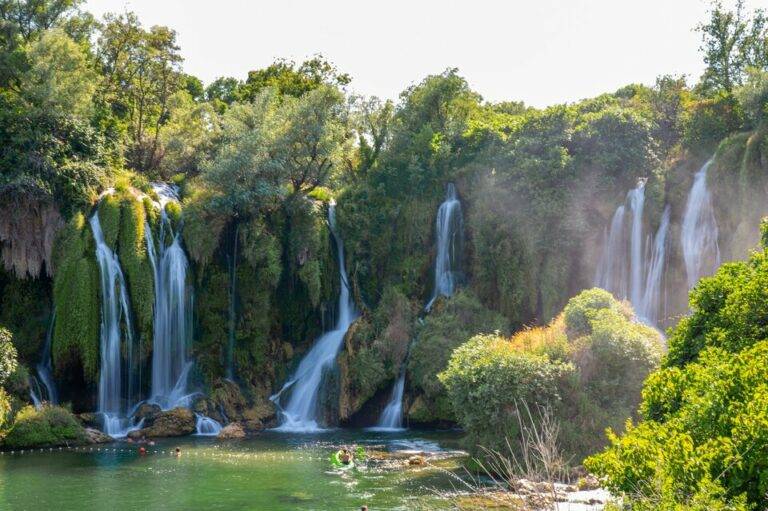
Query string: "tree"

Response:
xmin=273 ymin=85 xmax=350 ymax=194
xmin=351 ymin=96 xmax=393 ymax=176
xmin=97 ymin=12 xmax=184 ymax=173
xmin=0 ymin=327 xmax=17 ymax=386
xmin=697 ymin=0 xmax=768 ymax=94
xmin=241 ymin=56 xmax=350 ymax=100
xmin=0 ymin=0 xmax=92 ymax=42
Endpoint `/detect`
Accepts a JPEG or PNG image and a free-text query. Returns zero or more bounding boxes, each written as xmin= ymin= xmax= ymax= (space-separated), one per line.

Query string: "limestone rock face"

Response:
xmin=128 ymin=407 xmax=195 ymax=438
xmin=217 ymin=423 xmax=246 ymax=439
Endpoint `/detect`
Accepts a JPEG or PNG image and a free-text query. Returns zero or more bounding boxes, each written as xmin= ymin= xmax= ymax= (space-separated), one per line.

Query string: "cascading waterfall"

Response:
xmin=30 ymin=309 xmax=58 ymax=408
xmin=628 ymin=182 xmax=646 ymax=308
xmin=372 ymin=371 xmax=406 ymax=431
xmin=637 ymin=206 xmax=670 ymax=325
xmin=270 ymin=203 xmax=357 ymax=432
xmin=91 ymin=211 xmax=140 ymax=436
xmin=194 ymin=414 xmax=222 ymax=436
xmin=146 ymin=185 xmax=194 ymax=410
xmin=595 ymin=179 xmax=669 ymax=326
xmin=425 ymin=183 xmax=464 ymax=311
xmin=681 ymin=159 xmax=720 ymax=289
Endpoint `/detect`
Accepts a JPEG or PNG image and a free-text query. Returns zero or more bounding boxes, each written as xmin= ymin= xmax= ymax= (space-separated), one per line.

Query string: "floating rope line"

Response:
xmin=0 ymin=445 xmax=335 ymax=462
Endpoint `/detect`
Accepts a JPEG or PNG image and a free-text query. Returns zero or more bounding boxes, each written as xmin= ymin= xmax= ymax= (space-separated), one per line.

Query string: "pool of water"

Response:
xmin=0 ymin=430 xmax=468 ymax=510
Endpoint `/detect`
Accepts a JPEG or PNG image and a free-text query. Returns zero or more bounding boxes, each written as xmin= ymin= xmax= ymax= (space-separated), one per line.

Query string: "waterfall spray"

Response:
xmin=91 ymin=211 xmax=140 ymax=436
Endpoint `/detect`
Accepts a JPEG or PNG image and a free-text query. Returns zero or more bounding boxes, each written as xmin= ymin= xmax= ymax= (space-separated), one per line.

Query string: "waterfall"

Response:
xmin=30 ymin=309 xmax=58 ymax=407
xmin=146 ymin=185 xmax=194 ymax=410
xmin=270 ymin=203 xmax=357 ymax=432
xmin=372 ymin=370 xmax=406 ymax=431
xmin=425 ymin=183 xmax=464 ymax=311
xmin=28 ymin=376 xmax=43 ymax=410
xmin=628 ymin=182 xmax=646 ymax=308
xmin=194 ymin=414 xmax=223 ymax=436
xmin=595 ymin=179 xmax=669 ymax=326
xmin=637 ymin=206 xmax=670 ymax=324
xmin=91 ymin=211 xmax=139 ymax=437
xmin=595 ymin=206 xmax=628 ymax=299
xmin=681 ymin=160 xmax=720 ymax=289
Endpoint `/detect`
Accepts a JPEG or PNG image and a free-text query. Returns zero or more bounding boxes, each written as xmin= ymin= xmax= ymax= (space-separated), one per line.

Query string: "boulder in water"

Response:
xmin=134 ymin=403 xmax=162 ymax=424
xmin=84 ymin=428 xmax=113 ymax=444
xmin=217 ymin=423 xmax=246 ymax=439
xmin=128 ymin=407 xmax=195 ymax=438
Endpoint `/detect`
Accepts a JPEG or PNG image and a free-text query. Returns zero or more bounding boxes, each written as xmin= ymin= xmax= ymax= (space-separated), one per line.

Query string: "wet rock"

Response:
xmin=128 ymin=407 xmax=195 ymax=438
xmin=77 ymin=413 xmax=100 ymax=429
xmin=84 ymin=428 xmax=113 ymax=444
xmin=133 ymin=403 xmax=161 ymax=425
xmin=217 ymin=423 xmax=246 ymax=439
xmin=407 ymin=455 xmax=425 ymax=466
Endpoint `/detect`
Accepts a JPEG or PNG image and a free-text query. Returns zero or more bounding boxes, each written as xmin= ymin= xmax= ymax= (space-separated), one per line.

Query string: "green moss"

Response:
xmin=164 ymin=201 xmax=182 ymax=233
xmin=52 ymin=216 xmax=100 ymax=382
xmin=181 ymin=183 xmax=226 ymax=269
xmin=117 ymin=197 xmax=154 ymax=352
xmin=3 ymin=405 xmax=86 ymax=448
xmin=97 ymin=193 xmax=121 ymax=250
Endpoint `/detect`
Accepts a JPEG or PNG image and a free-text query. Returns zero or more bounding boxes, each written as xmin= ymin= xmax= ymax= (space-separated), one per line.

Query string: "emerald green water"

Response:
xmin=0 ymin=430 xmax=468 ymax=510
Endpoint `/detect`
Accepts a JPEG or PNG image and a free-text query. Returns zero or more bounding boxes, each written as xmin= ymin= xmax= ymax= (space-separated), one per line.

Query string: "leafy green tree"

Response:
xmin=586 ymin=221 xmax=768 ymax=509
xmin=697 ymin=0 xmax=767 ymax=93
xmin=241 ymin=56 xmax=350 ymax=100
xmin=97 ymin=12 xmax=184 ymax=173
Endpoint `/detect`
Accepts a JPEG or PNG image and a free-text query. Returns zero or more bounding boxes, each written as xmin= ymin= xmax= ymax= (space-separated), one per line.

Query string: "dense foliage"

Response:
xmin=440 ymin=289 xmax=663 ymax=460
xmin=586 ymin=225 xmax=768 ymax=510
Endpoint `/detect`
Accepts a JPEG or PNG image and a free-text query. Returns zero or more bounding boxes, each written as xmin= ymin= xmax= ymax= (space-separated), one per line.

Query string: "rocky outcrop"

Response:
xmin=84 ymin=428 xmax=112 ymax=444
xmin=217 ymin=423 xmax=246 ymax=439
xmin=193 ymin=379 xmax=276 ymax=428
xmin=128 ymin=407 xmax=195 ymax=438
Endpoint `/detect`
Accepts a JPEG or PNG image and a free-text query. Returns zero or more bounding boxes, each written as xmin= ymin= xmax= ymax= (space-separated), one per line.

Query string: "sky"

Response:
xmin=84 ymin=0 xmax=763 ymax=108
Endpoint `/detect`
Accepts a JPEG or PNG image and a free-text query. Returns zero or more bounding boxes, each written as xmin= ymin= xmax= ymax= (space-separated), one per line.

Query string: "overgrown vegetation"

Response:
xmin=586 ymin=221 xmax=768 ymax=510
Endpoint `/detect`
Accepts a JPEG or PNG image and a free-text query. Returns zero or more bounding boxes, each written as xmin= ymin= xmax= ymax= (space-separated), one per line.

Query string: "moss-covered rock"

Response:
xmin=52 ymin=213 xmax=100 ymax=382
xmin=2 ymin=405 xmax=87 ymax=448
xmin=128 ymin=407 xmax=195 ymax=438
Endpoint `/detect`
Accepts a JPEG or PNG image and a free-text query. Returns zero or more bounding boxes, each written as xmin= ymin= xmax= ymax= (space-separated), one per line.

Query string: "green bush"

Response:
xmin=3 ymin=405 xmax=86 ymax=448
xmin=440 ymin=289 xmax=662 ymax=460
xmin=407 ymin=291 xmax=508 ymax=422
xmin=440 ymin=333 xmax=574 ymax=450
xmin=0 ymin=327 xmax=18 ymax=385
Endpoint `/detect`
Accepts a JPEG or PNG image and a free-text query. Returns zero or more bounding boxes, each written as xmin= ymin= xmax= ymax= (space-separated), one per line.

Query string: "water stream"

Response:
xmin=146 ymin=184 xmax=194 ymax=410
xmin=270 ymin=204 xmax=357 ymax=432
xmin=91 ymin=211 xmax=140 ymax=436
xmin=681 ymin=159 xmax=720 ymax=289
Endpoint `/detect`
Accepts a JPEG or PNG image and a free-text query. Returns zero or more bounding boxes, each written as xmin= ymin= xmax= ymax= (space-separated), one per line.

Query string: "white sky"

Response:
xmin=84 ymin=0 xmax=762 ymax=108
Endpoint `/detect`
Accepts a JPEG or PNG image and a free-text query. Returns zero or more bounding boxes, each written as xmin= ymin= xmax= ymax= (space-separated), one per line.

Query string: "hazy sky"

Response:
xmin=84 ymin=0 xmax=761 ymax=108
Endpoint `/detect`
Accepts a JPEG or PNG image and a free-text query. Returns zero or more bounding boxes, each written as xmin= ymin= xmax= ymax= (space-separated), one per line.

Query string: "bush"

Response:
xmin=0 ymin=327 xmax=18 ymax=385
xmin=439 ymin=333 xmax=574 ymax=451
xmin=407 ymin=291 xmax=508 ymax=422
xmin=440 ymin=289 xmax=662 ymax=461
xmin=3 ymin=405 xmax=86 ymax=448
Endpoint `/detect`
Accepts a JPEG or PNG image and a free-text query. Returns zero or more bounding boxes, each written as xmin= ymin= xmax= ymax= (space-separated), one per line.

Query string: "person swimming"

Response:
xmin=339 ymin=448 xmax=352 ymax=465
xmin=174 ymin=447 xmax=181 ymax=457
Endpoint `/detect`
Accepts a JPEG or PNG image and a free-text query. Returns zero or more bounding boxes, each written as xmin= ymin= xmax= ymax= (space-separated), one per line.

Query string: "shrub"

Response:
xmin=407 ymin=291 xmax=508 ymax=422
xmin=3 ymin=405 xmax=86 ymax=448
xmin=440 ymin=289 xmax=662 ymax=461
xmin=0 ymin=327 xmax=18 ymax=385
xmin=439 ymin=333 xmax=574 ymax=451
